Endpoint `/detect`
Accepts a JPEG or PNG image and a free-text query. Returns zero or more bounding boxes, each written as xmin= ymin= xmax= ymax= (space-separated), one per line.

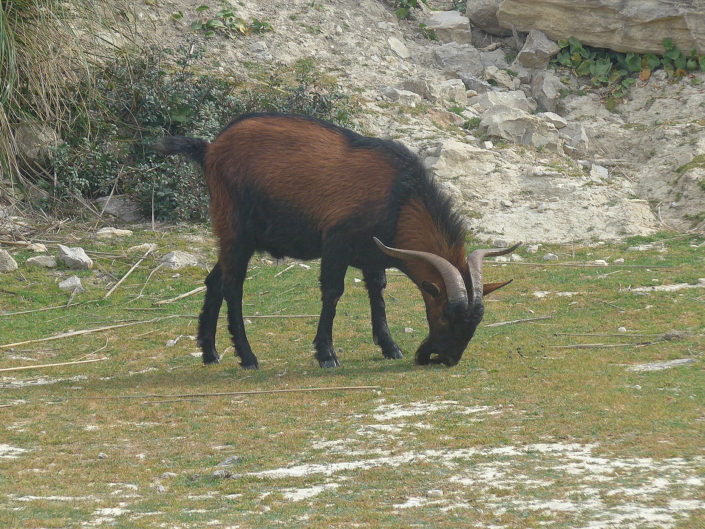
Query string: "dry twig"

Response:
xmin=154 ymin=286 xmax=207 ymax=305
xmin=104 ymin=247 xmax=154 ymax=299
xmin=485 ymin=315 xmax=552 ymax=328
xmin=0 ymin=357 xmax=108 ymax=373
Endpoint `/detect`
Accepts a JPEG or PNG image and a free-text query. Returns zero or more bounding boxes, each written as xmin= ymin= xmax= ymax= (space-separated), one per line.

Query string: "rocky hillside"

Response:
xmin=121 ymin=0 xmax=705 ymax=242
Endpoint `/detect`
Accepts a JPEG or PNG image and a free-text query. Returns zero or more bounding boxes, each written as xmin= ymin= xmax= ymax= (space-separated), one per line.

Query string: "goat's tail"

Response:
xmin=152 ymin=136 xmax=208 ymax=167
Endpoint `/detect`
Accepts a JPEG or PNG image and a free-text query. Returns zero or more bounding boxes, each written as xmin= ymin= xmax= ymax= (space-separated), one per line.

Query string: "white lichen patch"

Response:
xmin=282 ymin=483 xmax=339 ymax=502
xmin=0 ymin=444 xmax=27 ymax=459
xmin=0 ymin=374 xmax=87 ymax=389
xmin=372 ymin=400 xmax=503 ymax=422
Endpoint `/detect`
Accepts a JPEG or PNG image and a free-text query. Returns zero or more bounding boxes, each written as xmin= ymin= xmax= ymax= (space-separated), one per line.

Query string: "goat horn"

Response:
xmin=373 ymin=237 xmax=468 ymax=306
xmin=467 ymin=243 xmax=521 ymax=304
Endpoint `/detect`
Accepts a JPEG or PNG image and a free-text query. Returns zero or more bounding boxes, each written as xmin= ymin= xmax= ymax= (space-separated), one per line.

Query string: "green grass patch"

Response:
xmin=1 ymin=226 xmax=704 ymax=528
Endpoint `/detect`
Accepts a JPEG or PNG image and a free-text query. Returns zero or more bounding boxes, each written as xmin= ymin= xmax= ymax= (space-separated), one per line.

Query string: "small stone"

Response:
xmin=543 ymin=253 xmax=558 ymax=261
xmin=58 ymin=275 xmax=85 ymax=293
xmin=593 ymin=259 xmax=609 ymax=267
xmin=160 ymin=251 xmax=198 ymax=269
xmin=161 ymin=472 xmax=177 ymax=479
xmin=98 ymin=452 xmax=108 ymax=460
xmin=501 ymin=200 xmax=512 ymax=207
xmin=617 ymin=327 xmax=627 ymax=333
xmin=427 ymin=489 xmax=443 ymax=497
xmin=128 ymin=243 xmax=157 ymax=254
xmin=96 ymin=227 xmax=133 ymax=239
xmin=26 ymin=255 xmax=57 ymax=268
xmin=155 ymin=484 xmax=167 ymax=493
xmin=404 ymin=327 xmax=414 ymax=334
xmin=482 ymin=140 xmax=494 ymax=149
xmin=0 ymin=249 xmax=19 ymax=272
xmin=526 ymin=244 xmax=540 ymax=254
xmin=57 ymin=244 xmax=93 ymax=269
xmin=218 ymin=456 xmax=242 ymax=467
xmin=613 ymin=258 xmax=625 ymax=264
xmin=510 ymin=254 xmax=524 ymax=262
xmin=212 ymin=469 xmax=233 ymax=479
xmin=27 ymin=243 xmax=47 ymax=252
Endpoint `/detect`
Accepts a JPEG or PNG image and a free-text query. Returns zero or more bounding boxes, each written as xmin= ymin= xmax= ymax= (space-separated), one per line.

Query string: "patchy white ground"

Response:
xmin=245 ymin=401 xmax=705 ymax=528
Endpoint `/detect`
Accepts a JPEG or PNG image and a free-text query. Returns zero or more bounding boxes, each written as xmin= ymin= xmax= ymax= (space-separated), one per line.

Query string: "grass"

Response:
xmin=1 ymin=226 xmax=704 ymax=528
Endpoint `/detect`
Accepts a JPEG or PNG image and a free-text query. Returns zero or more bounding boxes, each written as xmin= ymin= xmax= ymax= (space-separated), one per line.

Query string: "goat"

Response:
xmin=154 ymin=113 xmax=519 ymax=368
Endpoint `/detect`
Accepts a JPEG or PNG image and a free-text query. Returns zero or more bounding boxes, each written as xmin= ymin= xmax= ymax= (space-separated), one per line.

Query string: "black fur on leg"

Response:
xmin=363 ymin=268 xmax=403 ymax=360
xmin=198 ymin=263 xmax=224 ymax=365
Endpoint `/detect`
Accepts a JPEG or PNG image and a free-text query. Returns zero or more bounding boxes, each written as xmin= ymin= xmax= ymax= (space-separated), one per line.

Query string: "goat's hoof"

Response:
xmin=202 ymin=350 xmax=221 ymax=365
xmin=382 ymin=345 xmax=404 ymax=360
xmin=319 ymin=357 xmax=341 ymax=368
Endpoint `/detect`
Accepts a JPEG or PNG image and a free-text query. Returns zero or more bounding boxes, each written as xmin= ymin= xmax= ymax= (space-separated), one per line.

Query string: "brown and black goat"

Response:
xmin=154 ymin=113 xmax=519 ymax=368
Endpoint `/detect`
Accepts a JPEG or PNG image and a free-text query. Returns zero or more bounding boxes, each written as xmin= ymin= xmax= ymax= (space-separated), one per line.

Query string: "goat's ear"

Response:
xmin=421 ymin=280 xmax=442 ymax=299
xmin=483 ymin=280 xmax=513 ymax=296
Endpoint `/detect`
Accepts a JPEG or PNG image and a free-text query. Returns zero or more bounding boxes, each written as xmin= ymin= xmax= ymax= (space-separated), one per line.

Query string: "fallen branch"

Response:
xmin=66 ymin=385 xmax=383 ymax=401
xmin=551 ymin=342 xmax=656 ymax=349
xmin=104 ymin=247 xmax=154 ymax=299
xmin=154 ymin=286 xmax=206 ymax=305
xmin=485 ymin=315 xmax=552 ymax=328
xmin=274 ymin=263 xmax=296 ymax=278
xmin=0 ymin=357 xmax=108 ymax=373
xmin=0 ymin=315 xmax=180 ymax=349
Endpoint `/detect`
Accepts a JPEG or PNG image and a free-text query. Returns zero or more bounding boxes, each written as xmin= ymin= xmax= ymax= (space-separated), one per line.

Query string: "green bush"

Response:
xmin=50 ymin=45 xmax=354 ymax=221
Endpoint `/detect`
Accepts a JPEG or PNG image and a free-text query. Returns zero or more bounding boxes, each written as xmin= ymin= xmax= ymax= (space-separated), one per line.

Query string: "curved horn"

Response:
xmin=467 ymin=243 xmax=521 ymax=304
xmin=373 ymin=237 xmax=468 ymax=306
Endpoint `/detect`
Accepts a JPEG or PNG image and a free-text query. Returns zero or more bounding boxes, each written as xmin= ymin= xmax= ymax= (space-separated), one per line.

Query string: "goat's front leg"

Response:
xmin=221 ymin=247 xmax=258 ymax=369
xmin=363 ymin=268 xmax=403 ymax=360
xmin=198 ymin=263 xmax=224 ymax=364
xmin=313 ymin=240 xmax=350 ymax=368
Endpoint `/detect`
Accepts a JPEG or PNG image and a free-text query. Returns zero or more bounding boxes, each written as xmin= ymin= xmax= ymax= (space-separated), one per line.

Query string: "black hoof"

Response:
xmin=202 ymin=350 xmax=221 ymax=365
xmin=319 ymin=357 xmax=341 ymax=368
xmin=241 ymin=362 xmax=259 ymax=370
xmin=382 ymin=344 xmax=404 ymax=360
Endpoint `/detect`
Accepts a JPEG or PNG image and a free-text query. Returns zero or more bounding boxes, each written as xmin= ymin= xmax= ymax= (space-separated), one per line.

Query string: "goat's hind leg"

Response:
xmin=198 ymin=263 xmax=224 ymax=365
xmin=363 ymin=269 xmax=403 ymax=360
xmin=221 ymin=246 xmax=259 ymax=369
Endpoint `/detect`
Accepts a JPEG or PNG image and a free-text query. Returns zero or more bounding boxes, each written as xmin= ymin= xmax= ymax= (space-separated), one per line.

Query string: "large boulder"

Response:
xmin=423 ymin=10 xmax=471 ymax=44
xmin=515 ymin=29 xmax=560 ymax=69
xmin=465 ymin=0 xmax=511 ymax=37
xmin=497 ymin=0 xmax=705 ymax=55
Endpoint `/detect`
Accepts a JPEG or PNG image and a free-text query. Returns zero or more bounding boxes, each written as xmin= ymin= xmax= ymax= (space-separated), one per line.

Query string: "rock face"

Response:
xmin=497 ymin=0 xmax=705 ymax=55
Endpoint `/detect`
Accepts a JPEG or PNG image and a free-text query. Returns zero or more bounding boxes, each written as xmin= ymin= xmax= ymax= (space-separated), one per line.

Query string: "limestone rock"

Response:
xmin=0 ymin=249 xmax=18 ymax=272
xmin=94 ymin=195 xmax=144 ymax=223
xmin=424 ymin=10 xmax=471 ymax=44
xmin=96 ymin=227 xmax=134 ymax=239
xmin=26 ymin=255 xmax=57 ymax=268
xmin=484 ymin=65 xmax=516 ymax=90
xmin=497 ymin=0 xmax=705 ymax=55
xmin=14 ymin=123 xmax=60 ymax=164
xmin=58 ymin=275 xmax=85 ymax=293
xmin=433 ymin=43 xmax=484 ymax=84
xmin=58 ymin=245 xmax=94 ymax=270
xmin=465 ymin=0 xmax=510 ymax=36
xmin=515 ymin=29 xmax=560 ymax=69
xmin=469 ymin=90 xmax=536 ymax=114
xmin=161 ymin=251 xmax=199 ymax=269
xmin=530 ymin=70 xmax=566 ymax=113
xmin=480 ymin=105 xmax=562 ymax=151
xmin=388 ymin=36 xmax=411 ymax=59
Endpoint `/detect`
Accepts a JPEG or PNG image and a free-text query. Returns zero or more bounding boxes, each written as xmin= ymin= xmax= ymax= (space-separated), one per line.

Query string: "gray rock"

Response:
xmin=515 ymin=29 xmax=560 ymax=69
xmin=161 ymin=251 xmax=199 ymax=269
xmin=388 ymin=36 xmax=411 ymax=59
xmin=0 ymin=249 xmax=18 ymax=272
xmin=26 ymin=255 xmax=57 ymax=268
xmin=424 ymin=10 xmax=471 ymax=44
xmin=539 ymin=112 xmax=567 ymax=129
xmin=480 ymin=105 xmax=562 ymax=151
xmin=27 ymin=243 xmax=47 ymax=253
xmin=438 ymin=79 xmax=468 ymax=105
xmin=484 ymin=65 xmax=516 ymax=90
xmin=543 ymin=253 xmax=559 ymax=261
xmin=469 ymin=90 xmax=536 ymax=114
xmin=433 ymin=43 xmax=484 ymax=82
xmin=94 ymin=195 xmax=144 ymax=223
xmin=250 ymin=41 xmax=272 ymax=61
xmin=13 ymin=123 xmax=60 ymax=164
xmin=59 ymin=275 xmax=85 ymax=293
xmin=466 ymin=0 xmax=511 ymax=36
xmin=58 ymin=245 xmax=93 ymax=270
xmin=559 ymin=123 xmax=590 ymax=155
xmin=218 ymin=456 xmax=242 ymax=466
xmin=530 ymin=70 xmax=566 ymax=113
xmin=498 ymin=0 xmax=705 ymax=55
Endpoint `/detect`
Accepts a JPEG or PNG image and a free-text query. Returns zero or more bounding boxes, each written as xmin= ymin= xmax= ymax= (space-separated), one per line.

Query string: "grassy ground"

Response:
xmin=1 ymin=225 xmax=704 ymax=528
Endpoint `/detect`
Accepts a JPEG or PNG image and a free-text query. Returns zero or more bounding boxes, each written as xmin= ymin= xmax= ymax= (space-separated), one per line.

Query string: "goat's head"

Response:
xmin=374 ymin=238 xmax=520 ymax=366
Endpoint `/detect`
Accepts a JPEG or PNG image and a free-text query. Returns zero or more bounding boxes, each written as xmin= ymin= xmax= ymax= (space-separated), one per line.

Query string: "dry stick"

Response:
xmin=104 ymin=247 xmax=154 ymax=299
xmin=485 ymin=315 xmax=553 ymax=328
xmin=154 ymin=286 xmax=207 ymax=305
xmin=274 ymin=263 xmax=296 ymax=278
xmin=0 ymin=299 xmax=99 ymax=317
xmin=67 ymin=385 xmax=383 ymax=401
xmin=495 ymin=262 xmax=680 ymax=269
xmin=0 ymin=315 xmax=180 ymax=349
xmin=0 ymin=357 xmax=108 ymax=373
xmin=551 ymin=342 xmax=656 ymax=349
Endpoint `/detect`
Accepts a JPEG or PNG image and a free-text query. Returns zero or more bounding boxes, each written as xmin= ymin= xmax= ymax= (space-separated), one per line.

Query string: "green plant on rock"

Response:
xmin=552 ymin=37 xmax=705 ymax=109
xmin=394 ymin=0 xmax=427 ymax=20
xmin=190 ymin=4 xmax=272 ymax=39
